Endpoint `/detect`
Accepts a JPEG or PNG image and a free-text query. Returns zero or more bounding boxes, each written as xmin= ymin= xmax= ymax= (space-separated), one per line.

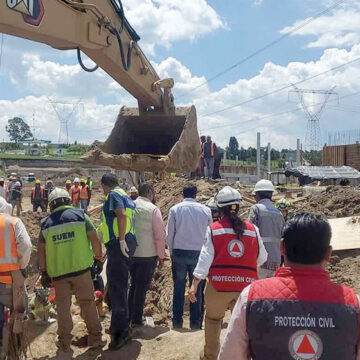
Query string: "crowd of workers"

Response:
xmin=0 ymin=172 xmax=357 ymax=360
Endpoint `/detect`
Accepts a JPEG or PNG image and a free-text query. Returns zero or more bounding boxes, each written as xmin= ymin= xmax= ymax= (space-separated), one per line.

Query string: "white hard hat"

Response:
xmin=253 ymin=179 xmax=275 ymax=194
xmin=48 ymin=187 xmax=71 ymax=204
xmin=215 ymin=186 xmax=242 ymax=208
xmin=74 ymin=177 xmax=80 ymax=183
xmin=206 ymin=197 xmax=218 ymax=211
xmin=15 ymin=181 xmax=21 ymax=187
xmin=130 ymin=186 xmax=138 ymax=193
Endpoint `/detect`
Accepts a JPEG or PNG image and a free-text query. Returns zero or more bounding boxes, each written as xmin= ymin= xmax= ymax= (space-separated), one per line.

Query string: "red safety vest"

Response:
xmin=0 ymin=214 xmax=20 ymax=284
xmin=209 ymin=218 xmax=259 ymax=292
xmin=201 ymin=141 xmax=215 ymax=158
xmin=32 ymin=186 xmax=44 ymax=200
xmin=79 ymin=185 xmax=89 ymax=200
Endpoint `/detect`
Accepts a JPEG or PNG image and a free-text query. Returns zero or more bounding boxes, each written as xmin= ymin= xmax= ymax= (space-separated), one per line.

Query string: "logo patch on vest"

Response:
xmin=289 ymin=330 xmax=323 ymax=360
xmin=227 ymin=239 xmax=244 ymax=258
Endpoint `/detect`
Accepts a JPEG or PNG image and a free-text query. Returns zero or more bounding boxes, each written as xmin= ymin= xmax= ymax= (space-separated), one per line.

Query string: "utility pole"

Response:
xmin=267 ymin=142 xmax=271 ymax=175
xmin=256 ymin=132 xmax=261 ymax=180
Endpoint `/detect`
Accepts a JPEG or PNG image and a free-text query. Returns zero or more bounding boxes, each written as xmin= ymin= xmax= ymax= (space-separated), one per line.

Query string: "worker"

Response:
xmin=205 ymin=198 xmax=220 ymax=222
xmin=0 ymin=197 xmax=32 ymax=356
xmin=202 ymin=136 xmax=217 ymax=180
xmin=79 ymin=178 xmax=91 ymax=214
xmin=43 ymin=178 xmax=55 ymax=212
xmin=248 ymin=179 xmax=284 ymax=279
xmin=86 ymin=176 xmax=94 ymax=206
xmin=0 ymin=178 xmax=5 ymax=199
xmin=6 ymin=176 xmax=15 ymax=203
xmin=130 ymin=183 xmax=166 ymax=328
xmin=31 ymin=179 xmax=45 ymax=213
xmin=119 ymin=177 xmax=130 ymax=192
xmin=64 ymin=180 xmax=72 ymax=196
xmin=167 ymin=184 xmax=212 ymax=330
xmin=219 ymin=212 xmax=360 ymax=360
xmin=97 ymin=173 xmax=136 ymax=350
xmin=275 ymin=198 xmax=293 ymax=221
xmin=189 ymin=186 xmax=267 ymax=360
xmin=38 ymin=188 xmax=105 ymax=356
xmin=129 ymin=186 xmax=138 ymax=201
xmin=10 ymin=182 xmax=23 ymax=217
xmin=71 ymin=178 xmax=81 ymax=208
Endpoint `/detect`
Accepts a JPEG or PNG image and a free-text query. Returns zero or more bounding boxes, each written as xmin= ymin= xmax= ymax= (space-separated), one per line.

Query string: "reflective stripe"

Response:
xmin=243 ymin=229 xmax=256 ymax=237
xmin=42 ymin=221 xmax=85 ymax=237
xmin=0 ymin=215 xmax=18 ymax=264
xmin=212 ymin=228 xmax=235 ymax=236
xmin=262 ymin=236 xmax=279 ymax=243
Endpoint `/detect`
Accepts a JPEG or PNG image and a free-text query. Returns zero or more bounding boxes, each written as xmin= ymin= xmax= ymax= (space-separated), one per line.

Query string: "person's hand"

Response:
xmin=158 ymin=258 xmax=164 ymax=269
xmin=119 ymin=240 xmax=129 ymax=258
xmin=94 ymin=258 xmax=104 ymax=273
xmin=189 ymin=282 xmax=198 ymax=303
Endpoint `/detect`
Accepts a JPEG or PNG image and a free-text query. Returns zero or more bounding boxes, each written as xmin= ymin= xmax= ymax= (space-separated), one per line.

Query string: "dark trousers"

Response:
xmin=171 ymin=249 xmax=204 ymax=328
xmin=33 ymin=201 xmax=44 ymax=212
xmin=106 ymin=239 xmax=130 ymax=339
xmin=128 ymin=257 xmax=157 ymax=325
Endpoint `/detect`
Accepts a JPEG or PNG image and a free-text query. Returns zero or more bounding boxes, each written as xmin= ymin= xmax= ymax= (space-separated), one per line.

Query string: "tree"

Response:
xmin=6 ymin=117 xmax=33 ymax=143
xmin=227 ymin=136 xmax=239 ymax=160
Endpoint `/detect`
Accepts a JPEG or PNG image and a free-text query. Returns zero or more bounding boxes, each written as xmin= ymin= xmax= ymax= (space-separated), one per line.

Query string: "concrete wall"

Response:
xmin=323 ymin=144 xmax=360 ymax=170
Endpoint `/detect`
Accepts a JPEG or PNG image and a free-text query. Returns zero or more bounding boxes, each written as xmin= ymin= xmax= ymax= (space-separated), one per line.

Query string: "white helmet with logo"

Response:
xmin=253 ymin=179 xmax=275 ymax=194
xmin=215 ymin=186 xmax=242 ymax=208
xmin=48 ymin=188 xmax=71 ymax=204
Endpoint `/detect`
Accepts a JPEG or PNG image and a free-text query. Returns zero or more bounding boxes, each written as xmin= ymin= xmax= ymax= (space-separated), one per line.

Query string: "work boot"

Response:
xmin=88 ymin=336 xmax=107 ymax=349
xmin=55 ymin=346 xmax=73 ymax=360
xmin=108 ymin=334 xmax=131 ymax=351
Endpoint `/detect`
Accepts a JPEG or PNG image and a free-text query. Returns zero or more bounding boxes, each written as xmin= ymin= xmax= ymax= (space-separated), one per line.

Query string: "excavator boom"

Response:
xmin=0 ymin=0 xmax=200 ymax=172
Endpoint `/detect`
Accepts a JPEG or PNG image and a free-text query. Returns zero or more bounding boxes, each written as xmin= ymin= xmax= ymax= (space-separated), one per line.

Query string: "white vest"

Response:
xmin=134 ymin=197 xmax=157 ymax=257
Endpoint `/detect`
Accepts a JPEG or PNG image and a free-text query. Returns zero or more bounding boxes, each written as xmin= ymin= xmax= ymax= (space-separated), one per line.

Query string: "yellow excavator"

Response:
xmin=0 ymin=0 xmax=200 ymax=172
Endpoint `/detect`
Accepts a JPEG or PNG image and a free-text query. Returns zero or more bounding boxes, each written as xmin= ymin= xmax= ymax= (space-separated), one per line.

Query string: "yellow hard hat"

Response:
xmin=9 ymin=176 xmax=14 ymax=180
xmin=65 ymin=180 xmax=71 ymax=185
xmin=80 ymin=178 xmax=86 ymax=183
xmin=35 ymin=179 xmax=41 ymax=184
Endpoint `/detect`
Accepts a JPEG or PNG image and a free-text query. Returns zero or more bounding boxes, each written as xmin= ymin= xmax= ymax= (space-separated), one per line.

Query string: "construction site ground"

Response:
xmin=16 ymin=178 xmax=360 ymax=359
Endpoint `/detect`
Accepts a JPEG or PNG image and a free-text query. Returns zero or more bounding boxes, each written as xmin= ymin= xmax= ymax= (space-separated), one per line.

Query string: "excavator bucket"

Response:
xmin=83 ymin=106 xmax=201 ymax=173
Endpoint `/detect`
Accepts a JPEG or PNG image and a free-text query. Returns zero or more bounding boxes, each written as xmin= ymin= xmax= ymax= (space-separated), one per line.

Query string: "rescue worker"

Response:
xmin=275 ymin=198 xmax=293 ymax=221
xmin=0 ymin=178 xmax=5 ymax=199
xmin=6 ymin=176 xmax=15 ymax=203
xmin=79 ymin=178 xmax=91 ymax=214
xmin=219 ymin=212 xmax=360 ymax=360
xmin=248 ymin=179 xmax=284 ymax=278
xmin=205 ymin=198 xmax=220 ymax=222
xmin=64 ymin=180 xmax=72 ymax=196
xmin=43 ymin=178 xmax=55 ymax=212
xmin=119 ymin=177 xmax=130 ymax=192
xmin=31 ymin=179 xmax=44 ymax=213
xmin=86 ymin=176 xmax=94 ymax=205
xmin=202 ymin=136 xmax=217 ymax=180
xmin=97 ymin=173 xmax=136 ymax=350
xmin=189 ymin=186 xmax=267 ymax=360
xmin=0 ymin=197 xmax=32 ymax=355
xmin=71 ymin=178 xmax=81 ymax=208
xmin=38 ymin=188 xmax=105 ymax=357
xmin=129 ymin=186 xmax=138 ymax=201
xmin=10 ymin=182 xmax=22 ymax=217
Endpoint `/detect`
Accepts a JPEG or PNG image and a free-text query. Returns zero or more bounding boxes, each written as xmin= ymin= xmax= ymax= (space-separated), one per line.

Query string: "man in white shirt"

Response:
xmin=167 ymin=184 xmax=212 ymax=330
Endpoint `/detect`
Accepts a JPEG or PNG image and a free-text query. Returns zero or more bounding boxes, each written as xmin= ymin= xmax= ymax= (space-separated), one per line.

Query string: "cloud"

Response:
xmin=253 ymin=0 xmax=263 ymax=5
xmin=280 ymin=1 xmax=360 ymax=49
xmin=123 ymin=0 xmax=226 ymax=54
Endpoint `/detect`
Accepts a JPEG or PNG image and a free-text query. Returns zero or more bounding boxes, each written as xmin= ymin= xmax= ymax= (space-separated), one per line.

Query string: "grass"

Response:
xmin=0 ymin=153 xmax=83 ymax=161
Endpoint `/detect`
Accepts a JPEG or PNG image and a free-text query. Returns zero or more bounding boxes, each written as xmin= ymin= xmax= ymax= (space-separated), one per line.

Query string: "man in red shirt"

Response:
xmin=219 ymin=212 xmax=360 ymax=360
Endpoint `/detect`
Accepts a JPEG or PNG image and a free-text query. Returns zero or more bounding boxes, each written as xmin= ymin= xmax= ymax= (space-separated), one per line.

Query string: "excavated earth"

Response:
xmin=17 ymin=180 xmax=360 ymax=359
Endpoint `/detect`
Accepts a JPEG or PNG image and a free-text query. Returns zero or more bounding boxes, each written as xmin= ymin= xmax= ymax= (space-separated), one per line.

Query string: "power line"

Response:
xmin=177 ymin=0 xmax=346 ymax=99
xmin=200 ymin=56 xmax=360 ymax=118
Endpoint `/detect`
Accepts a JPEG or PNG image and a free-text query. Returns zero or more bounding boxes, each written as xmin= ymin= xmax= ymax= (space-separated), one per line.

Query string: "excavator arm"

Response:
xmin=0 ymin=0 xmax=200 ymax=172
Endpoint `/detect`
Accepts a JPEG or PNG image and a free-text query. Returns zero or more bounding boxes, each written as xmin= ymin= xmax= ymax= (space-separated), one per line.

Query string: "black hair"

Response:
xmin=101 ymin=173 xmax=119 ymax=187
xmin=183 ymin=184 xmax=197 ymax=199
xmin=284 ymin=212 xmax=331 ymax=265
xmin=139 ymin=183 xmax=154 ymax=197
xmin=256 ymin=191 xmax=273 ymax=200
xmin=222 ymin=205 xmax=244 ymax=239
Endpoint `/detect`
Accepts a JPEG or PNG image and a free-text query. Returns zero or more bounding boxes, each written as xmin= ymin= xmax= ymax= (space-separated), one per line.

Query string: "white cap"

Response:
xmin=253 ymin=179 xmax=275 ymax=194
xmin=15 ymin=181 xmax=21 ymax=187
xmin=130 ymin=186 xmax=138 ymax=193
xmin=215 ymin=186 xmax=242 ymax=208
xmin=74 ymin=177 xmax=80 ymax=183
xmin=48 ymin=187 xmax=71 ymax=204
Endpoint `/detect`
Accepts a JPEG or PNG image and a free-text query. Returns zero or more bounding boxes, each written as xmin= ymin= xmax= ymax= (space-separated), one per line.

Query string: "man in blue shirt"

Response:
xmin=100 ymin=173 xmax=136 ymax=351
xmin=167 ymin=184 xmax=212 ymax=330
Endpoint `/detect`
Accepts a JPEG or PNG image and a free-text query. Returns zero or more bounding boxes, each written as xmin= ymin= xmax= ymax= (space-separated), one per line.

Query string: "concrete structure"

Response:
xmin=322 ymin=144 xmax=360 ymax=170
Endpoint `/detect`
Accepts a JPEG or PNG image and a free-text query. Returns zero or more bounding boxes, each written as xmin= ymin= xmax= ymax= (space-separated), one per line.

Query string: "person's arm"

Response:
xmin=152 ymin=207 xmax=166 ymax=264
xmin=166 ymin=207 xmax=176 ymax=254
xmin=14 ymin=219 xmax=32 ymax=269
xmin=84 ymin=214 xmax=102 ymax=259
xmin=38 ymin=232 xmax=46 ymax=272
xmin=248 ymin=205 xmax=259 ymax=226
xmin=254 ymin=225 xmax=268 ymax=267
xmin=218 ymin=286 xmax=251 ymax=360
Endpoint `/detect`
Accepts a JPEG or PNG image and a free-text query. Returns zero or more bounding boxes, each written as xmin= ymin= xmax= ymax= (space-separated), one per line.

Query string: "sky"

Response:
xmin=1 ymin=0 xmax=360 ymax=150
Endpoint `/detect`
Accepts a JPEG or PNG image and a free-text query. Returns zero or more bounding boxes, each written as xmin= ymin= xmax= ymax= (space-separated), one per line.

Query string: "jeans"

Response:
xmin=128 ymin=257 xmax=157 ymax=325
xmin=204 ymin=158 xmax=215 ymax=179
xmin=171 ymin=249 xmax=204 ymax=328
xmin=106 ymin=239 xmax=130 ymax=339
xmin=80 ymin=199 xmax=88 ymax=213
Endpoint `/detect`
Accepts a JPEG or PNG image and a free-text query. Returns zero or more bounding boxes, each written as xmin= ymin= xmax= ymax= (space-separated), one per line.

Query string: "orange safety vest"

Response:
xmin=65 ymin=186 xmax=72 ymax=196
xmin=71 ymin=186 xmax=81 ymax=202
xmin=0 ymin=214 xmax=20 ymax=284
xmin=32 ymin=186 xmax=44 ymax=200
xmin=201 ymin=141 xmax=215 ymax=158
xmin=79 ymin=185 xmax=89 ymax=200
xmin=209 ymin=218 xmax=259 ymax=292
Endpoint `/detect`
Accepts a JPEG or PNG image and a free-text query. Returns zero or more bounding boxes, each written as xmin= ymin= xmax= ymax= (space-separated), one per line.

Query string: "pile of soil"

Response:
xmin=294 ymin=186 xmax=360 ymax=218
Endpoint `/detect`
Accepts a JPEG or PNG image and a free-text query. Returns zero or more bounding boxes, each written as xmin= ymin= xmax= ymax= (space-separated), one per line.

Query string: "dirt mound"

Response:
xmin=294 ymin=186 xmax=360 ymax=218
xmin=20 ymin=211 xmax=46 ymax=245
